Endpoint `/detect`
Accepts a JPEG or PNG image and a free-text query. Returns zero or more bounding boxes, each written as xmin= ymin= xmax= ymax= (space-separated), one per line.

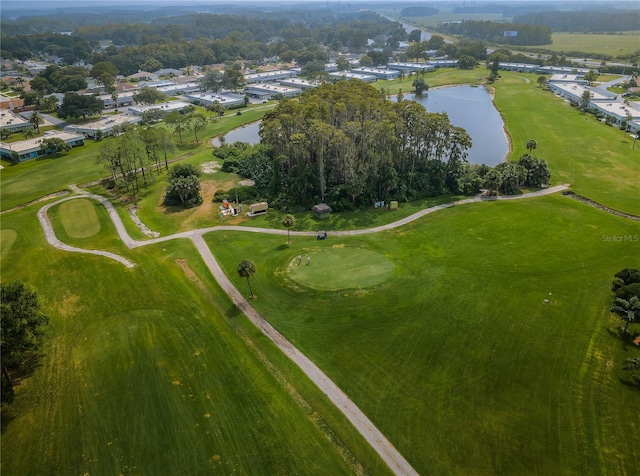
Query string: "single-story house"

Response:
xmin=387 ymin=62 xmax=436 ymax=73
xmin=128 ymin=101 xmax=192 ymax=116
xmin=351 ymin=67 xmax=400 ymax=80
xmin=64 ymin=114 xmax=141 ymax=139
xmin=0 ymin=109 xmax=31 ymax=132
xmin=184 ymin=92 xmax=246 ymax=108
xmin=329 ymin=72 xmax=377 ymax=83
xmin=0 ymin=131 xmax=85 ymax=162
xmin=244 ymin=83 xmax=301 ymax=99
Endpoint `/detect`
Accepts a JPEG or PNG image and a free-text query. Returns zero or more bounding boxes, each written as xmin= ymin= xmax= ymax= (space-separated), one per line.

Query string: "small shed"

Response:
xmin=312 ymin=203 xmax=332 ymax=220
xmin=248 ymin=202 xmax=268 ymax=216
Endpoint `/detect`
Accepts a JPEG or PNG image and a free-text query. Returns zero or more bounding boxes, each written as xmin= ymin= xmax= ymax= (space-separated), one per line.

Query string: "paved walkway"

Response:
xmin=35 ymin=183 xmax=570 ymax=476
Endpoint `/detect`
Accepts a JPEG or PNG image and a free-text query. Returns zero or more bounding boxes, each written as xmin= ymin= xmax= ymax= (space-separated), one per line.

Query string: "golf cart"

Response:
xmin=317 ymin=231 xmax=328 ymax=240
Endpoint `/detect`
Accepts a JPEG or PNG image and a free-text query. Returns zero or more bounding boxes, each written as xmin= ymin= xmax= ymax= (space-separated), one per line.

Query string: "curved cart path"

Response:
xmin=36 ymin=183 xmax=570 ymax=476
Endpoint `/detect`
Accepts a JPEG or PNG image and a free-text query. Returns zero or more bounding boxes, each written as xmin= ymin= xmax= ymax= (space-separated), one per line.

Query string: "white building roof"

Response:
xmin=0 ymin=109 xmax=29 ymax=130
xmin=0 ymin=131 xmax=84 ymax=155
xmin=329 ymin=72 xmax=378 ymax=82
xmin=129 ymin=101 xmax=192 ymax=116
xmin=279 ymin=78 xmax=321 ymax=89
xmin=245 ymin=84 xmax=301 ymax=95
xmin=244 ymin=70 xmax=296 ymax=83
xmin=64 ymin=114 xmax=141 ymax=136
xmin=549 ymin=82 xmax=612 ymax=101
xmin=184 ymin=92 xmax=245 ymax=107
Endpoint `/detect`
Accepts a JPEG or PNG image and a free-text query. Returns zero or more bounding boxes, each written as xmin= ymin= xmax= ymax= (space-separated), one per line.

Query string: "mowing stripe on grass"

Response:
xmin=0 ymin=229 xmax=17 ymax=260
xmin=59 ymin=198 xmax=101 ymax=238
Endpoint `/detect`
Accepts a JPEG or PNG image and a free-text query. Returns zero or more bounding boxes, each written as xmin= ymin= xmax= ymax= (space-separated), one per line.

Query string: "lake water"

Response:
xmin=214 ymin=85 xmax=508 ymax=166
xmin=405 ymin=86 xmax=508 ymax=166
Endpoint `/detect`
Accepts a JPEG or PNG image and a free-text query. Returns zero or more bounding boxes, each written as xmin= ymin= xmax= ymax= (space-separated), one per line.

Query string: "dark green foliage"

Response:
xmin=133 ymin=86 xmax=165 ymax=105
xmin=436 ymin=20 xmax=552 ymax=46
xmin=457 ymin=55 xmax=479 ymax=69
xmin=163 ymin=164 xmax=202 ymax=208
xmin=495 ymin=162 xmax=527 ymax=195
xmin=514 ymin=10 xmax=640 ymax=33
xmin=259 ymin=81 xmax=472 ymax=208
xmin=39 ymin=137 xmax=71 ymax=155
xmin=612 ymin=268 xmax=640 ymax=301
xmin=1 ymin=281 xmax=49 ymax=402
xmin=412 ymin=78 xmax=429 ymax=94
xmin=58 ymin=93 xmax=104 ymax=119
xmin=616 ymin=283 xmax=640 ymax=301
xmin=518 ymin=154 xmax=551 ymax=187
xmin=400 ymin=6 xmax=439 ymax=16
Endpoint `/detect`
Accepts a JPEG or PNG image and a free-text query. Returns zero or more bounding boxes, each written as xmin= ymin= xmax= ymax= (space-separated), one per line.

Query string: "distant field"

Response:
xmin=544 ymin=32 xmax=640 ymax=57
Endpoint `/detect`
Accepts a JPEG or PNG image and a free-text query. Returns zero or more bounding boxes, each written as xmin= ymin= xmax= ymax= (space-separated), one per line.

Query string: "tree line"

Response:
xmin=435 ymin=20 xmax=552 ymax=46
xmin=2 ymin=11 xmax=408 ymax=74
xmin=514 ymin=10 xmax=640 ymax=33
xmin=213 ymin=81 xmax=550 ymax=212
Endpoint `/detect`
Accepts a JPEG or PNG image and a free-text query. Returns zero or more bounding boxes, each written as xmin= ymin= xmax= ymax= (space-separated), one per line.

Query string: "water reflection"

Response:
xmin=213 ymin=86 xmax=508 ymax=166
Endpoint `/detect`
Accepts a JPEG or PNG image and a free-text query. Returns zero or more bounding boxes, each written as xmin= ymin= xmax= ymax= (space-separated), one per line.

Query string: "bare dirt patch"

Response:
xmin=200 ymin=161 xmax=221 ymax=174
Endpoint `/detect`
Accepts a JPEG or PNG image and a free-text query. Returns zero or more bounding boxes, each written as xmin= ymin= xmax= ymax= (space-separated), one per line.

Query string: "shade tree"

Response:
xmin=1 ymin=281 xmax=49 ymax=402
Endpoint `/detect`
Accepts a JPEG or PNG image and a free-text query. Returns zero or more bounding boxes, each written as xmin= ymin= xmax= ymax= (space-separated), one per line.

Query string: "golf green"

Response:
xmin=59 ymin=198 xmax=101 ymax=238
xmin=287 ymin=247 xmax=395 ymax=291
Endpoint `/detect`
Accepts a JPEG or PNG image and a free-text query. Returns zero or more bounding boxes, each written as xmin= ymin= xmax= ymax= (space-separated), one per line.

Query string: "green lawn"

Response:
xmin=494 ymin=73 xmax=640 ymax=215
xmin=0 ymin=204 xmax=391 ymax=476
xmin=545 ymin=32 xmax=640 ymax=57
xmin=2 ymin=68 xmax=640 ymax=475
xmin=0 ymin=104 xmax=276 ymax=212
xmin=210 ymin=194 xmax=640 ymax=475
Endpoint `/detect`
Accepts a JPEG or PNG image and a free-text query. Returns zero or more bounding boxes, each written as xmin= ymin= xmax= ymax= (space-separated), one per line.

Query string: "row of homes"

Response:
xmin=546 ymin=76 xmax=640 ymax=133
xmin=0 ymin=131 xmax=85 ymax=162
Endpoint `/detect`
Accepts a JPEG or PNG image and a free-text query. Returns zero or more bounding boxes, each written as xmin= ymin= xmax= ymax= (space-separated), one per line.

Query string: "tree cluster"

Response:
xmin=436 ymin=20 xmax=552 ymax=46
xmin=1 ymin=281 xmax=49 ymax=403
xmin=609 ymin=268 xmax=640 ymax=386
xmin=514 ymin=10 xmax=640 ymax=33
xmin=58 ymin=93 xmax=104 ymax=120
xmin=163 ymin=164 xmax=203 ymax=208
xmin=98 ymin=126 xmax=174 ymax=196
xmin=229 ymin=81 xmax=472 ymax=211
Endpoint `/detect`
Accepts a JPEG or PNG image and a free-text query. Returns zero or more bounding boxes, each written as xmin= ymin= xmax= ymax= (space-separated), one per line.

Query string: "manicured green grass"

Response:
xmin=210 ymin=194 xmax=640 ymax=475
xmin=545 ymin=32 xmax=640 ymax=57
xmin=2 ymin=67 xmax=639 ymax=476
xmin=493 ymin=73 xmax=640 ymax=215
xmin=0 ymin=228 xmax=17 ymax=259
xmin=287 ymin=247 xmax=395 ymax=291
xmin=0 ymin=103 xmax=276 ymax=212
xmin=0 ymin=204 xmax=392 ymax=476
xmin=58 ymin=198 xmax=101 ymax=238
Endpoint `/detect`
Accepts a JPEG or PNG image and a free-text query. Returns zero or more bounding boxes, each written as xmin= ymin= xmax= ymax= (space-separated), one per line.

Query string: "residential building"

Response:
xmin=328 ymin=72 xmax=377 ymax=83
xmin=0 ymin=131 xmax=85 ymax=162
xmin=184 ymin=92 xmax=246 ymax=108
xmin=244 ymin=70 xmax=296 ymax=84
xmin=244 ymin=83 xmax=302 ymax=99
xmin=0 ymin=109 xmax=31 ymax=132
xmin=129 ymin=101 xmax=192 ymax=116
xmin=387 ymin=62 xmax=436 ymax=73
xmin=63 ymin=114 xmax=141 ymax=139
xmin=351 ymin=67 xmax=400 ymax=80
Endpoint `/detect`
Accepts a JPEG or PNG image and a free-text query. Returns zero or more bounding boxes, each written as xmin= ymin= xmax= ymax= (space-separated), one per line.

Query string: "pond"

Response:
xmin=405 ymin=86 xmax=508 ymax=166
xmin=214 ymin=85 xmax=509 ymax=166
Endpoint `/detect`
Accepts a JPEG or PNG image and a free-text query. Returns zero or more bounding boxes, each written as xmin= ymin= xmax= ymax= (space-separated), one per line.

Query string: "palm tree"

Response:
xmin=622 ymin=356 xmax=640 ymax=384
xmin=282 ymin=214 xmax=296 ymax=244
xmin=237 ymin=259 xmax=256 ymax=299
xmin=29 ymin=110 xmax=44 ymax=133
xmin=526 ymin=139 xmax=537 ymax=156
xmin=610 ymin=296 xmax=640 ymax=333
